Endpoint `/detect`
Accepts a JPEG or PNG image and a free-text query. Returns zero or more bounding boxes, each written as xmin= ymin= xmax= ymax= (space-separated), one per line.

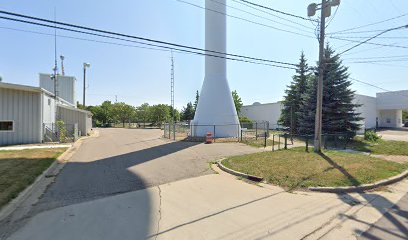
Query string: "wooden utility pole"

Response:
xmin=314 ymin=0 xmax=326 ymax=152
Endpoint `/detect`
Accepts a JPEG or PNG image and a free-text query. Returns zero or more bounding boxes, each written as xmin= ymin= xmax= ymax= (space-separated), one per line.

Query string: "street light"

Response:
xmin=83 ymin=63 xmax=91 ymax=107
xmin=307 ymin=0 xmax=340 ymax=153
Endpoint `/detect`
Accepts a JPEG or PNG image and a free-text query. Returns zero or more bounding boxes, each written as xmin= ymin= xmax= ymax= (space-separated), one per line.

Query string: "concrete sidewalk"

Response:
xmin=0 ymin=144 xmax=72 ymax=151
xmin=8 ymin=165 xmax=408 ymax=240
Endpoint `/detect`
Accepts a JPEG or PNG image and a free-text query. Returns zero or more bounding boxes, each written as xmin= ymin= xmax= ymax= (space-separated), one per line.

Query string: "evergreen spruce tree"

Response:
xmin=279 ymin=52 xmax=310 ymax=133
xmin=193 ymin=90 xmax=199 ymax=112
xmin=298 ymin=45 xmax=363 ymax=135
xmin=321 ymin=46 xmax=363 ymax=134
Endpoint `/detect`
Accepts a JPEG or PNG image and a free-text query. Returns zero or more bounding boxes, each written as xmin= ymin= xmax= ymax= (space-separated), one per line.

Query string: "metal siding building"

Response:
xmin=0 ymin=80 xmax=92 ymax=146
xmin=57 ymin=105 xmax=93 ymax=136
xmin=0 ymin=83 xmax=42 ymax=145
xmin=241 ymin=92 xmax=408 ymax=130
xmin=39 ymin=73 xmax=76 ymax=106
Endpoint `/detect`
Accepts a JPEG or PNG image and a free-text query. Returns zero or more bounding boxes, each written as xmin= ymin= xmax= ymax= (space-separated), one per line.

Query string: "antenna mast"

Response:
xmin=170 ymin=51 xmax=175 ymax=122
xmin=53 ymin=7 xmax=58 ymax=100
xmin=60 ymin=55 xmax=65 ymax=76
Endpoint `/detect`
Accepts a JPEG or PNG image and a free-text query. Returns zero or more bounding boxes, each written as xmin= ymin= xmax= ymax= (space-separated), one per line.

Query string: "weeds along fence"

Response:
xmin=164 ymin=121 xmax=270 ymax=143
xmin=270 ymin=132 xmax=356 ymax=152
xmin=43 ymin=123 xmax=79 ymax=143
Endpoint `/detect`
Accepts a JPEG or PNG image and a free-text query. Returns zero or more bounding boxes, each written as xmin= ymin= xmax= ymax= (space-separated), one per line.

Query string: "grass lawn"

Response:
xmin=0 ymin=148 xmax=67 ymax=208
xmin=241 ymin=138 xmax=280 ymax=148
xmin=350 ymin=138 xmax=408 ymax=156
xmin=222 ymin=148 xmax=408 ymax=190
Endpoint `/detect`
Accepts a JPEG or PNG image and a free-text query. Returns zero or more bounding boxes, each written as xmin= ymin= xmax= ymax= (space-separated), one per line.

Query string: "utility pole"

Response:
xmin=83 ymin=63 xmax=90 ymax=107
xmin=308 ymin=0 xmax=340 ymax=152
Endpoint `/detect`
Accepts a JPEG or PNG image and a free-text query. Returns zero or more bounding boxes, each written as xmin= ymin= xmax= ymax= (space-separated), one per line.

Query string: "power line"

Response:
xmin=230 ymin=0 xmax=314 ymax=30
xmin=174 ymin=0 xmax=315 ymax=39
xmin=338 ymin=24 xmax=408 ymax=55
xmin=236 ymin=0 xmax=316 ymax=22
xmin=0 ymin=11 xmax=298 ymax=69
xmin=0 ymin=26 xmax=173 ymax=53
xmin=344 ymin=55 xmax=408 ymax=60
xmin=350 ymin=77 xmax=408 ymax=99
xmin=207 ymin=0 xmax=313 ymax=33
xmin=329 ymin=12 xmax=408 ymax=35
xmin=345 ymin=59 xmax=408 ymax=63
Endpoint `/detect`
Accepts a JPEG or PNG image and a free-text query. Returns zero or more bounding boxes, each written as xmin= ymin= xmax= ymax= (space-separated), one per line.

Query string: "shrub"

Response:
xmin=56 ymin=120 xmax=67 ymax=143
xmin=364 ymin=130 xmax=381 ymax=142
xmin=239 ymin=116 xmax=252 ymax=123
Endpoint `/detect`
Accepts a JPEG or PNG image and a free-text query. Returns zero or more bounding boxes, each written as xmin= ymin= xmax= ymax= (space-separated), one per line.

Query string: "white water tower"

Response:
xmin=191 ymin=0 xmax=240 ymax=138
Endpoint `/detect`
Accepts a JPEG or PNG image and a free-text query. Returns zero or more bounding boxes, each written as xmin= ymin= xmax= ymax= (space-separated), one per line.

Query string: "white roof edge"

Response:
xmin=0 ymin=82 xmax=42 ymax=93
xmin=57 ymin=103 xmax=93 ymax=115
xmin=243 ymin=101 xmax=282 ymax=107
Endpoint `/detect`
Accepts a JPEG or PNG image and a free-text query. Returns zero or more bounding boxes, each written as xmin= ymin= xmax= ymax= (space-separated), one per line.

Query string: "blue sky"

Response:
xmin=0 ymin=0 xmax=407 ymax=109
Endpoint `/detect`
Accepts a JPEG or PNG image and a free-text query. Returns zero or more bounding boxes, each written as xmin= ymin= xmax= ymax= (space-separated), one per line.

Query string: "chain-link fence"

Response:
xmin=164 ymin=121 xmax=270 ymax=144
xmin=43 ymin=123 xmax=79 ymax=143
xmin=270 ymin=132 xmax=356 ymax=152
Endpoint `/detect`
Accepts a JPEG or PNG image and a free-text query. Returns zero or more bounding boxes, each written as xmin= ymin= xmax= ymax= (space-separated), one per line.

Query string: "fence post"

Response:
xmin=237 ymin=124 xmax=240 ymax=142
xmin=284 ymin=133 xmax=288 ymax=150
xmin=278 ymin=135 xmax=281 ymax=150
xmin=173 ymin=122 xmax=176 ymax=140
xmin=168 ymin=123 xmax=171 ymax=139
xmin=255 ymin=122 xmax=258 ymax=140
xmin=213 ymin=125 xmax=216 ymax=143
xmin=306 ymin=136 xmax=309 ymax=152
xmin=240 ymin=129 xmax=243 ymax=142
xmin=272 ymin=134 xmax=275 ymax=152
xmin=324 ymin=134 xmax=327 ymax=149
xmin=264 ymin=132 xmax=267 ymax=148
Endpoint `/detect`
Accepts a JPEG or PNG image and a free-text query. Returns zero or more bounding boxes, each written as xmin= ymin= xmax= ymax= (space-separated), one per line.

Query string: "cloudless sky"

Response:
xmin=0 ymin=0 xmax=407 ymax=109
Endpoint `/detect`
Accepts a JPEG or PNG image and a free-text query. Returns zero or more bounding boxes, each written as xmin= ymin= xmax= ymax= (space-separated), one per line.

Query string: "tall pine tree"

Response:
xmin=279 ymin=52 xmax=310 ymax=134
xmin=298 ymin=45 xmax=363 ymax=135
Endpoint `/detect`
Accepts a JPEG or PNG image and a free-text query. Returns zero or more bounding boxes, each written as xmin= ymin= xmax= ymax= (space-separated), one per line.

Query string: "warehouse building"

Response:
xmin=0 ymin=74 xmax=92 ymax=146
xmin=241 ymin=91 xmax=408 ymax=131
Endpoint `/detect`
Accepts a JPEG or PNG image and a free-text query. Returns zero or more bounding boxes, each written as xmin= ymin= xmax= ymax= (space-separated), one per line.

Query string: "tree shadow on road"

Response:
xmin=2 ymin=140 xmax=201 ymax=240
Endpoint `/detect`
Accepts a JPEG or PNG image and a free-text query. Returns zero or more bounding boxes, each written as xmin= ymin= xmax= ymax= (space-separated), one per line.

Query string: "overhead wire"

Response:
xmin=350 ymin=77 xmax=408 ymax=99
xmin=329 ymin=12 xmax=408 ymax=35
xmin=0 ymin=10 xmax=298 ymax=69
xmin=236 ymin=0 xmax=316 ymax=22
xmin=207 ymin=0 xmax=314 ymax=33
xmin=230 ymin=0 xmax=314 ymax=29
xmin=174 ymin=0 xmax=315 ymax=39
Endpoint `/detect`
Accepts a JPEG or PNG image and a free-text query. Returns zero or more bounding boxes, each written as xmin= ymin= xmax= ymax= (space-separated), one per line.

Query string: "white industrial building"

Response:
xmin=0 ymin=74 xmax=92 ymax=146
xmin=241 ymin=91 xmax=408 ymax=130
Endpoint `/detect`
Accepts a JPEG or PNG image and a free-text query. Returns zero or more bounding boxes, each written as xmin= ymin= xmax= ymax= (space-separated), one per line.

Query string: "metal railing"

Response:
xmin=43 ymin=123 xmax=79 ymax=143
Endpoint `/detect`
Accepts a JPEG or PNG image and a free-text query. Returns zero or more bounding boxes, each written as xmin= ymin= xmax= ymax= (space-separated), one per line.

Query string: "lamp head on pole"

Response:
xmin=83 ymin=63 xmax=91 ymax=68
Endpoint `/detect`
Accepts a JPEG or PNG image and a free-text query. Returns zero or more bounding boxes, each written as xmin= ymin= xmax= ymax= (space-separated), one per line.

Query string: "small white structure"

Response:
xmin=0 ymin=74 xmax=92 ymax=146
xmin=241 ymin=91 xmax=408 ymax=130
xmin=192 ymin=0 xmax=240 ymax=137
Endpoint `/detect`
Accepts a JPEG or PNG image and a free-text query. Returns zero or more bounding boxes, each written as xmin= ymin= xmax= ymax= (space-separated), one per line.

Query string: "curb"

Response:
xmin=308 ymin=169 xmax=408 ymax=193
xmin=0 ymin=131 xmax=95 ymax=222
xmin=217 ymin=159 xmax=263 ymax=182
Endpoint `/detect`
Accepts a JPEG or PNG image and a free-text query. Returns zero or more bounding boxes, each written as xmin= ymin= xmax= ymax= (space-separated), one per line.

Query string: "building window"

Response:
xmin=48 ymin=99 xmax=51 ymax=106
xmin=0 ymin=121 xmax=13 ymax=131
xmin=386 ymin=119 xmax=391 ymax=124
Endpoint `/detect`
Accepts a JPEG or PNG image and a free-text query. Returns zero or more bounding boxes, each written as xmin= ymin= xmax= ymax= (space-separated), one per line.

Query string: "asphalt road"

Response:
xmin=32 ymin=128 xmax=261 ymax=213
xmin=359 ymin=192 xmax=408 ymax=240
